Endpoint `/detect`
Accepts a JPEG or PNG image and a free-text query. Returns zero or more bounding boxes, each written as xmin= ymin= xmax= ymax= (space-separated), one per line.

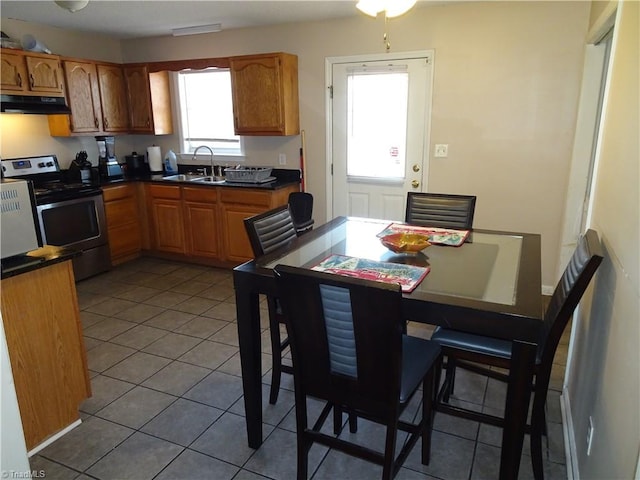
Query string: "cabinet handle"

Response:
xmin=16 ymin=73 xmax=22 ymax=87
xmin=146 ymin=117 xmax=150 ymax=127
xmin=29 ymin=73 xmax=35 ymax=89
xmin=103 ymin=118 xmax=109 ymax=128
xmin=94 ymin=117 xmax=99 ymax=128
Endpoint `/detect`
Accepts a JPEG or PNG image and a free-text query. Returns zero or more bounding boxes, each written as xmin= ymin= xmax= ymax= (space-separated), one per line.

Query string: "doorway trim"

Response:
xmin=325 ymin=50 xmax=435 ymax=222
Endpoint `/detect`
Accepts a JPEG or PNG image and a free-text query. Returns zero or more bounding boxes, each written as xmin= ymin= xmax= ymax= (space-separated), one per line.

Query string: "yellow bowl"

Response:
xmin=380 ymin=233 xmax=431 ymax=254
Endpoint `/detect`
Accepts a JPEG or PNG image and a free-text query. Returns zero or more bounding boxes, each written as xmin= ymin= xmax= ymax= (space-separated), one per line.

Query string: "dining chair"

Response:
xmin=274 ymin=264 xmax=442 ymax=480
xmin=431 ymin=229 xmax=603 ymax=480
xmin=405 ymin=192 xmax=476 ymax=230
xmin=288 ymin=191 xmax=314 ymax=235
xmin=243 ymin=205 xmax=298 ymax=404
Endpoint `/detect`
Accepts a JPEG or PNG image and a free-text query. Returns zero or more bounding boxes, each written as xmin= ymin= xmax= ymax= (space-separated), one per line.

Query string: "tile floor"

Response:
xmin=30 ymin=256 xmax=568 ymax=479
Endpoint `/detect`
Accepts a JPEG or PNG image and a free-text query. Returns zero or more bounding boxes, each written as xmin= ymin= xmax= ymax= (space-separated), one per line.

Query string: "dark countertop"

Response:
xmin=98 ymin=167 xmax=301 ymax=191
xmin=1 ymin=245 xmax=81 ymax=279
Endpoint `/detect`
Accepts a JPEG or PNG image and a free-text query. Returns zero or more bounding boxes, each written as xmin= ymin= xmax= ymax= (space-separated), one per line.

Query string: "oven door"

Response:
xmin=36 ymin=192 xmax=107 ymax=250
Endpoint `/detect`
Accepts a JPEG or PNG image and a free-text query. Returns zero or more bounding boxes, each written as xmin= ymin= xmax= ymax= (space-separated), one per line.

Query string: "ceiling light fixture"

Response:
xmin=54 ymin=1 xmax=89 ymax=13
xmin=356 ymin=0 xmax=417 ymax=52
xmin=171 ymin=23 xmax=222 ymax=37
xmin=356 ymin=0 xmax=417 ymax=18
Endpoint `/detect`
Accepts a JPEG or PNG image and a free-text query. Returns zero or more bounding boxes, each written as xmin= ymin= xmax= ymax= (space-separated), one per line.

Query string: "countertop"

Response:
xmin=1 ymin=245 xmax=81 ymax=279
xmin=99 ymin=167 xmax=301 ymax=191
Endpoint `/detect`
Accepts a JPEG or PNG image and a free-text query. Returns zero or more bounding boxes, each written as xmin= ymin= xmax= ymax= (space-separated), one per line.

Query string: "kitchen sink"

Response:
xmin=161 ymin=174 xmax=226 ymax=184
xmin=161 ymin=174 xmax=204 ymax=181
xmin=191 ymin=176 xmax=226 ymax=184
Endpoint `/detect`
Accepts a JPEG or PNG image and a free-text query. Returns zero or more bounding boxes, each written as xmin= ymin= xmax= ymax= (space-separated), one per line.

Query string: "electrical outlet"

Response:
xmin=587 ymin=416 xmax=595 ymax=456
xmin=435 ymin=144 xmax=448 ymax=158
xmin=278 ymin=153 xmax=287 ymax=165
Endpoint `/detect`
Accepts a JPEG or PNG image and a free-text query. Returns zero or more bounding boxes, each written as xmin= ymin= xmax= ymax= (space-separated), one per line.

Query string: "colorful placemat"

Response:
xmin=311 ymin=254 xmax=430 ymax=293
xmin=377 ymin=223 xmax=470 ymax=247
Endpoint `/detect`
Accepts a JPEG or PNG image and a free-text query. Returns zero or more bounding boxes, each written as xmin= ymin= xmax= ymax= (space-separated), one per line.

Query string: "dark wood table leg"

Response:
xmin=500 ymin=340 xmax=537 ymax=480
xmin=235 ymin=282 xmax=263 ymax=449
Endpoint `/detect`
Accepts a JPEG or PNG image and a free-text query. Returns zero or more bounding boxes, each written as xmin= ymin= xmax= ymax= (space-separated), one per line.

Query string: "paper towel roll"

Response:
xmin=147 ymin=146 xmax=162 ymax=173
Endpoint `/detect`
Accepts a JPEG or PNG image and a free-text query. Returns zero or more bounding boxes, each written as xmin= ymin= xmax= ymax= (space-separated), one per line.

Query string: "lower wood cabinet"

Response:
xmin=103 ymin=183 xmax=142 ymax=265
xmin=183 ymin=186 xmax=219 ymax=259
xmin=144 ymin=182 xmax=298 ymax=265
xmin=146 ymin=183 xmax=186 ymax=254
xmin=1 ymin=260 xmax=91 ymax=450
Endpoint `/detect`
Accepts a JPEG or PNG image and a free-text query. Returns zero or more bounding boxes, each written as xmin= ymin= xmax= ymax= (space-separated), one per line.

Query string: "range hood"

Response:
xmin=1 ymin=94 xmax=71 ymax=114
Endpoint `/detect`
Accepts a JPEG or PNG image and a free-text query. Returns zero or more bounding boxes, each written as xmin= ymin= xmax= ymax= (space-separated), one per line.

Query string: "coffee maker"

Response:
xmin=96 ymin=136 xmax=123 ymax=179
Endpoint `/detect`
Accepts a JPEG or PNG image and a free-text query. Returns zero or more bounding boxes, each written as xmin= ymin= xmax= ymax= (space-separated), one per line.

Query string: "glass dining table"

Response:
xmin=233 ymin=216 xmax=542 ymax=480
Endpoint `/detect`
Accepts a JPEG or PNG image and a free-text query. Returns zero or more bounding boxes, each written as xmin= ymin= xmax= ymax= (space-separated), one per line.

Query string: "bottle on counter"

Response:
xmin=164 ymin=149 xmax=177 ymax=174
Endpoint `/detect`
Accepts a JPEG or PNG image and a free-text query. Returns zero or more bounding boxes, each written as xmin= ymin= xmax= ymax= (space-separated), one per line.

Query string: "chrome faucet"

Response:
xmin=192 ymin=145 xmax=214 ymax=176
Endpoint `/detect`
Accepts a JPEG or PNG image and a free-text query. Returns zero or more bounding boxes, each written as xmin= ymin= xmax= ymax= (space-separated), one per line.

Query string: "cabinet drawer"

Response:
xmin=183 ymin=186 xmax=217 ymax=203
xmin=103 ymin=183 xmax=136 ymax=202
xmin=104 ymin=198 xmax=138 ymax=228
xmin=221 ymin=189 xmax=270 ymax=207
xmin=147 ymin=183 xmax=181 ymax=200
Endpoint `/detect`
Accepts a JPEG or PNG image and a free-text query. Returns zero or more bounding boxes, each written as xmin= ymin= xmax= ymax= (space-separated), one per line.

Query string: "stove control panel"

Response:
xmin=1 ymin=155 xmax=59 ymax=177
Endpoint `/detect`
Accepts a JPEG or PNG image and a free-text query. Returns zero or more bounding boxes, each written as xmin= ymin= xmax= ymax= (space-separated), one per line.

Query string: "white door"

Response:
xmin=330 ymin=53 xmax=433 ymax=221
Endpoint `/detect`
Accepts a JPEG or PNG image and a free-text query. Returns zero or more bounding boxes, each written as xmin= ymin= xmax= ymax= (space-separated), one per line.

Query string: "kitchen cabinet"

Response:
xmin=97 ymin=63 xmax=130 ymax=133
xmin=103 ymin=183 xmax=142 ymax=265
xmin=146 ymin=183 xmax=186 ymax=254
xmin=219 ymin=185 xmax=298 ymax=262
xmin=183 ymin=186 xmax=219 ymax=259
xmin=1 ymin=259 xmax=91 ymax=450
xmin=124 ymin=65 xmax=173 ymax=135
xmin=229 ymin=52 xmax=299 ymax=136
xmin=58 ymin=60 xmax=102 ymax=133
xmin=1 ymin=48 xmax=65 ymax=96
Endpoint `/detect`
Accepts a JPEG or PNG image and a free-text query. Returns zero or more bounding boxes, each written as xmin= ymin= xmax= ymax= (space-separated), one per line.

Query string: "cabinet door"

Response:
xmin=220 ymin=204 xmax=264 ymax=263
xmin=1 ymin=52 xmax=28 ymax=92
xmin=185 ymin=202 xmax=219 ymax=258
xmin=230 ymin=54 xmax=284 ymax=134
xmin=25 ymin=55 xmax=65 ymax=95
xmin=124 ymin=65 xmax=153 ymax=133
xmin=104 ymin=185 xmax=142 ymax=264
xmin=63 ymin=60 xmax=102 ymax=133
xmin=97 ymin=64 xmax=130 ymax=132
xmin=150 ymin=198 xmax=186 ymax=253
xmin=230 ymin=53 xmax=299 ymax=136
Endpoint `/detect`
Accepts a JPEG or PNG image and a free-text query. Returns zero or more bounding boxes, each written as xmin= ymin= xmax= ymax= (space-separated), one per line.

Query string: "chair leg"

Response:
xmin=443 ymin=357 xmax=457 ymax=402
xmin=530 ymin=385 xmax=549 ymax=480
xmin=267 ymin=297 xmax=282 ymax=405
xmin=422 ymin=361 xmax=438 ymax=465
xmin=295 ymin=396 xmax=310 ymax=480
xmin=333 ymin=405 xmax=342 ymax=434
xmin=382 ymin=422 xmax=398 ymax=480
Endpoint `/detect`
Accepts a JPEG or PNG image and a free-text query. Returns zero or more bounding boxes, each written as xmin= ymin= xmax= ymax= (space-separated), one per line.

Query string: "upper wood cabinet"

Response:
xmin=59 ymin=60 xmax=102 ymax=133
xmin=229 ymin=52 xmax=299 ymax=136
xmin=97 ymin=63 xmax=130 ymax=133
xmin=124 ymin=65 xmax=173 ymax=135
xmin=1 ymin=49 xmax=65 ymax=96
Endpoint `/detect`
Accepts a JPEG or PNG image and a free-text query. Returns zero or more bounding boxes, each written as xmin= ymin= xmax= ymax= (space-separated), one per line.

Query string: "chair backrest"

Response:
xmin=405 ymin=192 xmax=476 ymax=230
xmin=288 ymin=192 xmax=314 ymax=232
xmin=274 ymin=265 xmax=404 ymax=418
xmin=243 ymin=205 xmax=297 ymax=257
xmin=537 ymin=229 xmax=603 ymax=366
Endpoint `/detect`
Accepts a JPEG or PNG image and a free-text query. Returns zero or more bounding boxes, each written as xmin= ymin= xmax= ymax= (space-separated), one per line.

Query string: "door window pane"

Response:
xmin=347 ymin=71 xmax=409 ymax=179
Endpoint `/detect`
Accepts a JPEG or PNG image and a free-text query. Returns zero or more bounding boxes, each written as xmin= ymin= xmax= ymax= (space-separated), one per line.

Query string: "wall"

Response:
xmin=566 ymin=1 xmax=639 ymax=477
xmin=0 ymin=2 xmax=590 ymax=287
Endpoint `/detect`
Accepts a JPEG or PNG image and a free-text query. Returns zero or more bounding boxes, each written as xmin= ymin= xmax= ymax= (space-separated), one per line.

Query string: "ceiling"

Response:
xmin=0 ymin=1 xmax=375 ymax=40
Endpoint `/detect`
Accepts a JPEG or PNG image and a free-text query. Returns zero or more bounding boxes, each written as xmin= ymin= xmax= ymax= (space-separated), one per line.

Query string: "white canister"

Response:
xmin=147 ymin=145 xmax=163 ymax=173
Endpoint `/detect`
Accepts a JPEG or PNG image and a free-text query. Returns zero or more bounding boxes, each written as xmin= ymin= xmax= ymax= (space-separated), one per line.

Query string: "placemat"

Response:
xmin=311 ymin=254 xmax=430 ymax=293
xmin=377 ymin=223 xmax=470 ymax=247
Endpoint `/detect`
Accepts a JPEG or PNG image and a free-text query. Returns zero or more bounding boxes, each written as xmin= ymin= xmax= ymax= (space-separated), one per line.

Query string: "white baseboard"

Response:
xmin=27 ymin=418 xmax=82 ymax=457
xmin=560 ymin=389 xmax=579 ymax=480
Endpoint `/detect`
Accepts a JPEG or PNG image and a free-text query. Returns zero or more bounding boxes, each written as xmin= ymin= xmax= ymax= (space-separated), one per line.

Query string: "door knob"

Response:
xmin=412 ymin=164 xmax=420 ymax=172
xmin=412 ymin=180 xmax=420 ymax=188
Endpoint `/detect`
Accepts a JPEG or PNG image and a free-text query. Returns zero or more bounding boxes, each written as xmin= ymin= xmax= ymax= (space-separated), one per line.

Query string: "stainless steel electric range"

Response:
xmin=1 ymin=154 xmax=111 ymax=281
